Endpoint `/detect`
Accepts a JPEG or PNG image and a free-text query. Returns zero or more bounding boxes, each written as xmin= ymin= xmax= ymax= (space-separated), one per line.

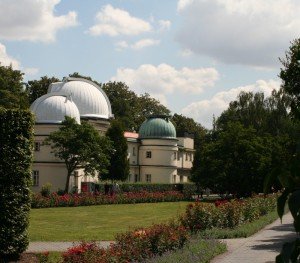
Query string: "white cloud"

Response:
xmin=158 ymin=20 xmax=171 ymax=31
xmin=177 ymin=0 xmax=195 ymax=11
xmin=0 ymin=43 xmax=20 ymax=69
xmin=182 ymin=79 xmax=281 ymax=128
xmin=131 ymin=38 xmax=160 ymax=50
xmin=23 ymin=67 xmax=39 ymax=76
xmin=115 ymin=38 xmax=160 ymax=51
xmin=0 ymin=42 xmax=39 ymax=76
xmin=0 ymin=0 xmax=78 ymax=42
xmin=88 ymin=5 xmax=152 ymax=36
xmin=111 ymin=63 xmax=219 ymax=104
xmin=176 ymin=0 xmax=300 ymax=67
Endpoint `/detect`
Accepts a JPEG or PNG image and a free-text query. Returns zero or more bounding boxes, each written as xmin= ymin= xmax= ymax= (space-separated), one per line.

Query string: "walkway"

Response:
xmin=27 ymin=213 xmax=296 ymax=263
xmin=27 ymin=241 xmax=112 ymax=253
xmin=212 ymin=212 xmax=296 ymax=263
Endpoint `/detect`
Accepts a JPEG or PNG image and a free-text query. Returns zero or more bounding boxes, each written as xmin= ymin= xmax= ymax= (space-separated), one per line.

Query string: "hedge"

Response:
xmin=95 ymin=183 xmax=197 ymax=196
xmin=0 ymin=109 xmax=34 ymax=260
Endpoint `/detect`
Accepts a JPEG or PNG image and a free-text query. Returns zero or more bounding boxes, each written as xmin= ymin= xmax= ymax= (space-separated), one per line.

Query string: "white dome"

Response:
xmin=48 ymin=78 xmax=112 ymax=119
xmin=30 ymin=92 xmax=81 ymax=124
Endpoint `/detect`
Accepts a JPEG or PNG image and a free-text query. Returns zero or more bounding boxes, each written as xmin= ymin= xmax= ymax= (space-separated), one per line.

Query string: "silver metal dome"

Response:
xmin=30 ymin=92 xmax=81 ymax=124
xmin=48 ymin=78 xmax=113 ymax=119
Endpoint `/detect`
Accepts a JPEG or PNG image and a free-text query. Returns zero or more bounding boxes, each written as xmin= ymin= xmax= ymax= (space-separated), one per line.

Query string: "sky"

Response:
xmin=0 ymin=0 xmax=299 ymax=128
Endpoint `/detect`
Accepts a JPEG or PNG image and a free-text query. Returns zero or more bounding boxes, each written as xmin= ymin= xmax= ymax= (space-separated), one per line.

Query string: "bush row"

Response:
xmin=31 ymin=191 xmax=190 ymax=208
xmin=96 ymin=183 xmax=197 ymax=195
xmin=49 ymin=195 xmax=277 ymax=263
xmin=62 ymin=224 xmax=189 ymax=263
xmin=0 ymin=109 xmax=34 ymax=260
xmin=180 ymin=194 xmax=277 ymax=232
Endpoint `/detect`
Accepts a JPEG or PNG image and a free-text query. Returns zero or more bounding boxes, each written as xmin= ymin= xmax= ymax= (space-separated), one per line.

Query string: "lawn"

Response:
xmin=29 ymin=202 xmax=190 ymax=241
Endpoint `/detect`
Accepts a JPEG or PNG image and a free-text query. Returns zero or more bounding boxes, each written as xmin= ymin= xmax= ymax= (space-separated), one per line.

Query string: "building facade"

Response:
xmin=30 ymin=78 xmax=194 ymax=192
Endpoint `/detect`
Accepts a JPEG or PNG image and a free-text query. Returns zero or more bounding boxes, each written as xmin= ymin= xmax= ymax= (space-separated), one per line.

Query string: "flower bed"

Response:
xmin=180 ymin=194 xmax=277 ymax=232
xmin=62 ymin=224 xmax=189 ymax=263
xmin=31 ymin=191 xmax=189 ymax=208
xmin=54 ymin=194 xmax=277 ymax=263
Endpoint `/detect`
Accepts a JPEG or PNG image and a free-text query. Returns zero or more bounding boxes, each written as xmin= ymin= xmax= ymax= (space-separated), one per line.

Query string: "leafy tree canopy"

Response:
xmin=44 ymin=117 xmax=112 ymax=193
xmin=0 ymin=64 xmax=28 ymax=109
xmin=172 ymin=113 xmax=206 ymax=149
xmin=104 ymin=120 xmax=130 ymax=182
xmin=280 ymin=38 xmax=300 ymax=120
xmin=26 ymin=76 xmax=60 ymax=104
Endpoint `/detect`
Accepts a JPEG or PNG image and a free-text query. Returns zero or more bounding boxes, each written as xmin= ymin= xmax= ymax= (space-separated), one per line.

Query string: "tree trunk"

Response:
xmin=65 ymin=171 xmax=71 ymax=193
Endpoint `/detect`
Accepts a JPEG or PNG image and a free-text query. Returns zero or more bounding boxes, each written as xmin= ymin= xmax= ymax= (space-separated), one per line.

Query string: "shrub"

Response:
xmin=62 ymin=224 xmax=189 ymax=263
xmin=0 ymin=109 xmax=34 ymax=260
xmin=180 ymin=194 xmax=277 ymax=232
xmin=41 ymin=183 xmax=52 ymax=197
xmin=31 ymin=191 xmax=188 ymax=208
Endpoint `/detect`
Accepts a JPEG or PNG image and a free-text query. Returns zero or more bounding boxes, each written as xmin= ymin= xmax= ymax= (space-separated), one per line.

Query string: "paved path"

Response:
xmin=212 ymin=212 xmax=296 ymax=263
xmin=27 ymin=241 xmax=112 ymax=252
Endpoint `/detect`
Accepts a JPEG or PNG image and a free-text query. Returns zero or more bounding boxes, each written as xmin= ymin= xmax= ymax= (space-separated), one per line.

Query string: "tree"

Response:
xmin=26 ymin=76 xmax=60 ymax=104
xmin=272 ymin=38 xmax=300 ymax=262
xmin=0 ymin=109 xmax=33 ymax=260
xmin=280 ymin=38 xmax=300 ymax=119
xmin=44 ymin=117 xmax=112 ymax=193
xmin=102 ymin=81 xmax=139 ymax=130
xmin=194 ymin=122 xmax=273 ymax=197
xmin=0 ymin=64 xmax=28 ymax=109
xmin=172 ymin=114 xmax=207 ymax=149
xmin=103 ymin=120 xmax=130 ymax=182
xmin=102 ymin=82 xmax=171 ymax=131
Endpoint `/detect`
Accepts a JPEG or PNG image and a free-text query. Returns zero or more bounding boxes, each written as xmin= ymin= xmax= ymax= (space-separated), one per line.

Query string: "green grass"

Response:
xmin=199 ymin=210 xmax=279 ymax=239
xmin=146 ymin=238 xmax=227 ymax=263
xmin=29 ymin=202 xmax=190 ymax=241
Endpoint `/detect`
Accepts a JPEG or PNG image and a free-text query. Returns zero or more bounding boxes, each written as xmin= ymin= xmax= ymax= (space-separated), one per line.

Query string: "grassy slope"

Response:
xmin=29 ymin=202 xmax=190 ymax=241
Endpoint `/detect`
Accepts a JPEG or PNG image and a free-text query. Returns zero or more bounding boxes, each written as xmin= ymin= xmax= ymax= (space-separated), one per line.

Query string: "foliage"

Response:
xmin=95 ymin=183 xmax=196 ymax=196
xmin=40 ymin=183 xmax=52 ymax=197
xmin=31 ymin=191 xmax=189 ymax=208
xmin=62 ymin=224 xmax=189 ymax=263
xmin=146 ymin=238 xmax=226 ymax=263
xmin=180 ymin=195 xmax=277 ymax=233
xmin=193 ymin=122 xmax=274 ymax=196
xmin=0 ymin=109 xmax=34 ymax=260
xmin=104 ymin=120 xmax=130 ymax=182
xmin=102 ymin=81 xmax=170 ymax=130
xmin=199 ymin=210 xmax=279 ymax=239
xmin=0 ymin=64 xmax=28 ymax=109
xmin=44 ymin=117 xmax=112 ymax=193
xmin=280 ymin=38 xmax=300 ymax=119
xmin=172 ymin=113 xmax=206 ymax=149
xmin=25 ymin=76 xmax=60 ymax=104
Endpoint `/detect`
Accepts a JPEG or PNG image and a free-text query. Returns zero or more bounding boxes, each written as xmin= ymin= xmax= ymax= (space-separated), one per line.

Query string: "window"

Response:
xmin=177 ymin=152 xmax=180 ymax=160
xmin=185 ymin=153 xmax=188 ymax=161
xmin=180 ymin=175 xmax=183 ymax=183
xmin=133 ymin=147 xmax=136 ymax=156
xmin=174 ymin=152 xmax=177 ymax=160
xmin=173 ymin=174 xmax=176 ymax=183
xmin=146 ymin=174 xmax=151 ymax=183
xmin=32 ymin=170 xmax=39 ymax=186
xmin=134 ymin=174 xmax=140 ymax=182
xmin=146 ymin=151 xmax=152 ymax=158
xmin=34 ymin=142 xmax=40 ymax=151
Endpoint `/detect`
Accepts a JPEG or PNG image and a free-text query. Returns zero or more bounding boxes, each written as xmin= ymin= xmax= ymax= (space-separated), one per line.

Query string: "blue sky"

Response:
xmin=0 ymin=0 xmax=299 ymax=128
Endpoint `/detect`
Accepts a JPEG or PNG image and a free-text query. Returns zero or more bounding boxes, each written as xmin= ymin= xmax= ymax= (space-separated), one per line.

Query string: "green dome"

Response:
xmin=139 ymin=115 xmax=176 ymax=139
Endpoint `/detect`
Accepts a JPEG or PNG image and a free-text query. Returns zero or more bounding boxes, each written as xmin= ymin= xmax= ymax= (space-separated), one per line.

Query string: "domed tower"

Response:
xmin=48 ymin=77 xmax=113 ymax=134
xmin=138 ymin=115 xmax=178 ymax=183
xmin=30 ymin=77 xmax=113 ymax=193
